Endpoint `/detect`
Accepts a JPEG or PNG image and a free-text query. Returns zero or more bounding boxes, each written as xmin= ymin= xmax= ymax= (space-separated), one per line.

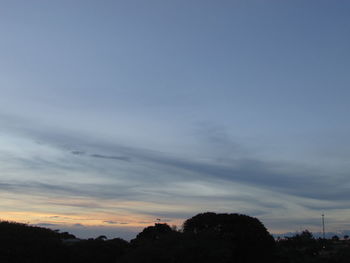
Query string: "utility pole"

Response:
xmin=322 ymin=214 xmax=325 ymax=239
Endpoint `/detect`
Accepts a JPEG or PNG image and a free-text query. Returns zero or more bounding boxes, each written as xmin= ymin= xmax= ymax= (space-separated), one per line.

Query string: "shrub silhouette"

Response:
xmin=121 ymin=212 xmax=275 ymax=263
xmin=0 ymin=220 xmax=67 ymax=263
xmin=182 ymin=212 xmax=276 ymax=262
xmin=5 ymin=213 xmax=350 ymax=263
xmin=132 ymin=223 xmax=173 ymax=243
xmin=0 ymin=220 xmax=129 ymax=263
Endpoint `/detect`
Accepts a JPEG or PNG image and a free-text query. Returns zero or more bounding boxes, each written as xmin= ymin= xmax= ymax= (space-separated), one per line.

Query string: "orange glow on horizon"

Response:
xmin=0 ymin=192 xmax=189 ymax=229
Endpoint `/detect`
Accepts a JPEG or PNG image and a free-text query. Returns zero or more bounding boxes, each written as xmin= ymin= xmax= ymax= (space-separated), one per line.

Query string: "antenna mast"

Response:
xmin=322 ymin=214 xmax=325 ymax=239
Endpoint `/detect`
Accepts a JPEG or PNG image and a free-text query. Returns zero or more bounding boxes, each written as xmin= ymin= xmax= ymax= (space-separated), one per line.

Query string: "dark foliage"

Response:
xmin=276 ymin=230 xmax=350 ymax=263
xmin=0 ymin=220 xmax=67 ymax=263
xmin=182 ymin=212 xmax=276 ymax=263
xmin=1 ymin=214 xmax=349 ymax=263
xmin=121 ymin=212 xmax=275 ymax=263
xmin=0 ymin=220 xmax=128 ymax=263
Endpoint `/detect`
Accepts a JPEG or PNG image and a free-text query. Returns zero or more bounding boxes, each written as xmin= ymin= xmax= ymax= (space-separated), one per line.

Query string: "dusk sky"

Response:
xmin=1 ymin=0 xmax=350 ymax=239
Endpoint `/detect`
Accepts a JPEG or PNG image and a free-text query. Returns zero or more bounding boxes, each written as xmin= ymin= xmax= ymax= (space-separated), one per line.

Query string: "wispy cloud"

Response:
xmin=90 ymin=154 xmax=130 ymax=161
xmin=1 ymin=122 xmax=349 ymax=204
xmin=71 ymin=150 xmax=131 ymax=162
xmin=1 ymin=112 xmax=350 ymax=237
xmin=103 ymin=220 xmax=129 ymax=225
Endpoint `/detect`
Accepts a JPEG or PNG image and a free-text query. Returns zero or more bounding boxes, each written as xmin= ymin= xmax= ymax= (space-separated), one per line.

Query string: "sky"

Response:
xmin=1 ymin=0 xmax=350 ymax=239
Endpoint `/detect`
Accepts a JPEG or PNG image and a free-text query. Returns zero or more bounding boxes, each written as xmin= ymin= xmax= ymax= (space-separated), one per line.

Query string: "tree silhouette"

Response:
xmin=3 ymin=214 xmax=350 ymax=263
xmin=132 ymin=223 xmax=173 ymax=243
xmin=183 ymin=212 xmax=276 ymax=262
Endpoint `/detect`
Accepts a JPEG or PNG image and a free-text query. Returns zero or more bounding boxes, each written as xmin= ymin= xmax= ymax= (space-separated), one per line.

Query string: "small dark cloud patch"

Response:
xmin=104 ymin=221 xmax=118 ymax=225
xmin=103 ymin=221 xmax=129 ymax=225
xmin=36 ymin=223 xmax=59 ymax=227
xmin=73 ymin=223 xmax=85 ymax=227
xmin=70 ymin=149 xmax=130 ymax=162
xmin=90 ymin=154 xmax=130 ymax=162
xmin=71 ymin=151 xmax=86 ymax=155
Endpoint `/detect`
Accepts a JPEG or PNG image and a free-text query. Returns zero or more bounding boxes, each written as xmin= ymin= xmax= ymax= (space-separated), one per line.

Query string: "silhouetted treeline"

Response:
xmin=275 ymin=230 xmax=350 ymax=263
xmin=0 ymin=212 xmax=349 ymax=263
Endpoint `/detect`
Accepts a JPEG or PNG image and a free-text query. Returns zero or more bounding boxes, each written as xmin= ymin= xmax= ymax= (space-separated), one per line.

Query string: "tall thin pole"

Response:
xmin=322 ymin=214 xmax=325 ymax=239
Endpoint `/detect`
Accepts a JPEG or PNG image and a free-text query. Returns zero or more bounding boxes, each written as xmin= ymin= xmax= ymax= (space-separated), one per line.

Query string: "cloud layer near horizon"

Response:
xmin=1 ymin=112 xmax=350 ymax=238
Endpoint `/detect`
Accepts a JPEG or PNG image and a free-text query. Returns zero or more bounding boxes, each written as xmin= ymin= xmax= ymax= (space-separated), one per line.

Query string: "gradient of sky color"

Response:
xmin=1 ymin=0 xmax=350 ymax=239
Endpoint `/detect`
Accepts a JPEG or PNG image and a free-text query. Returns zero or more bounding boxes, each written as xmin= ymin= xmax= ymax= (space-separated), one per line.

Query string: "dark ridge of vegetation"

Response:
xmin=0 ymin=213 xmax=349 ymax=263
xmin=0 ymin=220 xmax=69 ymax=263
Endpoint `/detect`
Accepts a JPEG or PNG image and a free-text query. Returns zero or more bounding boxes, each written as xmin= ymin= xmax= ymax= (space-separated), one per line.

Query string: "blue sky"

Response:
xmin=1 ymin=0 xmax=350 ymax=239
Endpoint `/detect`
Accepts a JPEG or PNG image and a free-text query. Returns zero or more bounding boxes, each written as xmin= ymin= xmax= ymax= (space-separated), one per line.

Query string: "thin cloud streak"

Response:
xmin=71 ymin=150 xmax=131 ymax=162
xmin=1 ymin=115 xmax=349 ymax=204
